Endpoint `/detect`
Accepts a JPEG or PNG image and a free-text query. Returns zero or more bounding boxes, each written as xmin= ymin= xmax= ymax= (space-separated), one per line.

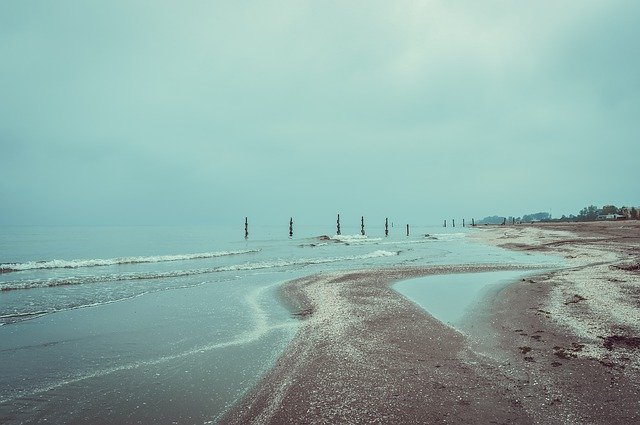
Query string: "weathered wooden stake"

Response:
xmin=361 ymin=216 xmax=365 ymax=236
xmin=444 ymin=220 xmax=447 ymax=227
xmin=337 ymin=214 xmax=341 ymax=235
xmin=472 ymin=218 xmax=475 ymax=226
xmin=385 ymin=218 xmax=389 ymax=237
xmin=406 ymin=224 xmax=410 ymax=236
xmin=244 ymin=217 xmax=248 ymax=239
xmin=452 ymin=219 xmax=455 ymax=227
xmin=463 ymin=218 xmax=465 ymax=227
xmin=289 ymin=217 xmax=293 ymax=237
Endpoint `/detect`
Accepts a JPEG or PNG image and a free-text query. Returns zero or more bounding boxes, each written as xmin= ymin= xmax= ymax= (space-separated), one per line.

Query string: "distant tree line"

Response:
xmin=574 ymin=204 xmax=639 ymax=221
xmin=477 ymin=212 xmax=551 ymax=225
xmin=476 ymin=204 xmax=639 ymax=224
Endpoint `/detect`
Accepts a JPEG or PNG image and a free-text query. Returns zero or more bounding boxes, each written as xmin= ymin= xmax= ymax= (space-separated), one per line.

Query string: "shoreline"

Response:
xmin=221 ymin=264 xmax=548 ymax=424
xmin=221 ymin=222 xmax=640 ymax=424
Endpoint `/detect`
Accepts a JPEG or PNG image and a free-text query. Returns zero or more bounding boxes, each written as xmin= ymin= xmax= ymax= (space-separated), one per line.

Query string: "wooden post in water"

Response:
xmin=289 ymin=217 xmax=293 ymax=238
xmin=385 ymin=218 xmax=389 ymax=237
xmin=463 ymin=218 xmax=465 ymax=227
xmin=406 ymin=224 xmax=410 ymax=236
xmin=361 ymin=216 xmax=365 ymax=236
xmin=452 ymin=219 xmax=455 ymax=227
xmin=337 ymin=214 xmax=341 ymax=235
xmin=512 ymin=217 xmax=515 ymax=225
xmin=444 ymin=220 xmax=447 ymax=227
xmin=244 ymin=217 xmax=248 ymax=239
xmin=472 ymin=218 xmax=475 ymax=226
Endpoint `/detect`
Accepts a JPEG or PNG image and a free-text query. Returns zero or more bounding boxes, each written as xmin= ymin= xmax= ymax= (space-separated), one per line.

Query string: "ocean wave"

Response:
xmin=0 ymin=311 xmax=49 ymax=320
xmin=329 ymin=234 xmax=383 ymax=244
xmin=0 ymin=249 xmax=261 ymax=273
xmin=0 ymin=311 xmax=50 ymax=326
xmin=378 ymin=239 xmax=435 ymax=246
xmin=436 ymin=232 xmax=468 ymax=240
xmin=0 ymin=250 xmax=399 ymax=291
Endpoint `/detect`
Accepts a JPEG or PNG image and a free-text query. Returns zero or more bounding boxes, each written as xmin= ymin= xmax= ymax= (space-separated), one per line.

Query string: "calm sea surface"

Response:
xmin=0 ymin=223 xmax=560 ymax=423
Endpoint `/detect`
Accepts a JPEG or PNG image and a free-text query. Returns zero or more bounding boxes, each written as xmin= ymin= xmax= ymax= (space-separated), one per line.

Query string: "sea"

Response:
xmin=0 ymin=223 xmax=561 ymax=424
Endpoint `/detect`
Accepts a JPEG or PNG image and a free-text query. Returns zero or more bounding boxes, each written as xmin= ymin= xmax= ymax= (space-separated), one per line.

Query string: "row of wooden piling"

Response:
xmin=442 ymin=218 xmax=476 ymax=228
xmin=243 ymin=215 xmax=482 ymax=239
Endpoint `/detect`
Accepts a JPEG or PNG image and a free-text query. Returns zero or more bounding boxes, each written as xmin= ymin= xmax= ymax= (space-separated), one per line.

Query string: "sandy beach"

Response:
xmin=222 ymin=222 xmax=640 ymax=424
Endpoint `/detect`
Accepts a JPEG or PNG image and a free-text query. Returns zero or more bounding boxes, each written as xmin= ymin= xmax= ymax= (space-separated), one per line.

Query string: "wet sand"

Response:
xmin=222 ymin=222 xmax=640 ymax=424
xmin=469 ymin=221 xmax=640 ymax=423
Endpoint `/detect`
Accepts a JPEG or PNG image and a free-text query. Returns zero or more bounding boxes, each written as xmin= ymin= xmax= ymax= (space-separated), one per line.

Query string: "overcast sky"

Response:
xmin=1 ymin=1 xmax=638 ymax=226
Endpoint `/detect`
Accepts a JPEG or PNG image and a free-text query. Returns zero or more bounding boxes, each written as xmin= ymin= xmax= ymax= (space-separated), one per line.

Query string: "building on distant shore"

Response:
xmin=597 ymin=214 xmax=627 ymax=221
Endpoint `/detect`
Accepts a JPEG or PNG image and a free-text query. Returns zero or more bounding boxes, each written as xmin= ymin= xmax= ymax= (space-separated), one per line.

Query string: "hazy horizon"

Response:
xmin=1 ymin=1 xmax=638 ymax=226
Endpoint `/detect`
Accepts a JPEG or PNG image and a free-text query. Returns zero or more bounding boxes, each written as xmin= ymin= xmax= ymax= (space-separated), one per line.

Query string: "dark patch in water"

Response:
xmin=0 ymin=267 xmax=18 ymax=273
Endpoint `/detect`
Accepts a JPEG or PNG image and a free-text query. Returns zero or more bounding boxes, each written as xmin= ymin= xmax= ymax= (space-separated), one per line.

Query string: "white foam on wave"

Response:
xmin=0 ymin=249 xmax=261 ymax=273
xmin=378 ymin=239 xmax=435 ymax=246
xmin=1 ymin=250 xmax=400 ymax=292
xmin=436 ymin=232 xmax=468 ymax=241
xmin=217 ymin=250 xmax=398 ymax=272
xmin=330 ymin=234 xmax=383 ymax=244
xmin=0 ymin=311 xmax=49 ymax=320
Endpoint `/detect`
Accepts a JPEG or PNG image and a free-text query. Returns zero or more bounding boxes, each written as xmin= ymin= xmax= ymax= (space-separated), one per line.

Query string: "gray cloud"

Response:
xmin=1 ymin=1 xmax=638 ymax=225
